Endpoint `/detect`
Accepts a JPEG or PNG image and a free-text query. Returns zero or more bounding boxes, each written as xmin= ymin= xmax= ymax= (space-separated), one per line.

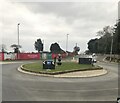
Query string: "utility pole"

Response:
xmin=108 ymin=26 xmax=115 ymax=62
xmin=110 ymin=33 xmax=113 ymax=62
xmin=76 ymin=43 xmax=77 ymax=47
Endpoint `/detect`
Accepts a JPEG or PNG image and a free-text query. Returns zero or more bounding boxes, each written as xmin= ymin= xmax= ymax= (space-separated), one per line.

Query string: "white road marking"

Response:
xmin=28 ymin=87 xmax=118 ymax=92
xmin=0 ymin=62 xmax=22 ymax=64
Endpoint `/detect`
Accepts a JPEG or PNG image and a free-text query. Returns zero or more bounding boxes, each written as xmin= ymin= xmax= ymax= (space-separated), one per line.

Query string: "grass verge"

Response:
xmin=22 ymin=61 xmax=103 ymax=75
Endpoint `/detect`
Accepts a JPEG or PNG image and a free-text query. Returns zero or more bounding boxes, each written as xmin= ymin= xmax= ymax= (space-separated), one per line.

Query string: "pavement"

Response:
xmin=18 ymin=64 xmax=108 ymax=78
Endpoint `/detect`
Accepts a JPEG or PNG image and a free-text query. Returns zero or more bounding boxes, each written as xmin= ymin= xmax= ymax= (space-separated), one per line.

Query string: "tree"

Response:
xmin=34 ymin=39 xmax=43 ymax=52
xmin=88 ymin=38 xmax=98 ymax=53
xmin=11 ymin=44 xmax=21 ymax=53
xmin=73 ymin=46 xmax=80 ymax=55
xmin=0 ymin=44 xmax=7 ymax=52
xmin=88 ymin=24 xmax=118 ymax=54
xmin=110 ymin=19 xmax=120 ymax=54
xmin=85 ymin=50 xmax=91 ymax=54
xmin=117 ymin=19 xmax=120 ymax=54
xmin=50 ymin=42 xmax=63 ymax=53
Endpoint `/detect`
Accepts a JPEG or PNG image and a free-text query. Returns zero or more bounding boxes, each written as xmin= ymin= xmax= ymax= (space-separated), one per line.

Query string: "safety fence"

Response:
xmin=0 ymin=52 xmax=40 ymax=60
xmin=0 ymin=52 xmax=69 ymax=61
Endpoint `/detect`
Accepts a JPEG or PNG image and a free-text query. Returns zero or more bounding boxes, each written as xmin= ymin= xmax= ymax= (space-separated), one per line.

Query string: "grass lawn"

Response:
xmin=22 ymin=61 xmax=102 ymax=74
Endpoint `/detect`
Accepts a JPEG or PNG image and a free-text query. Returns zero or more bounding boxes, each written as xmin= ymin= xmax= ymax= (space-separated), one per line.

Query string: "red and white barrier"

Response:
xmin=0 ymin=52 xmax=4 ymax=61
xmin=52 ymin=54 xmax=58 ymax=59
xmin=4 ymin=53 xmax=17 ymax=60
xmin=0 ymin=52 xmax=67 ymax=61
xmin=52 ymin=53 xmax=67 ymax=59
xmin=18 ymin=53 xmax=40 ymax=60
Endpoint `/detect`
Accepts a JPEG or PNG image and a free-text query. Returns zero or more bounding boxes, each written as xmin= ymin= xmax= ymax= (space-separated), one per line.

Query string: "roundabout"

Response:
xmin=2 ymin=60 xmax=118 ymax=101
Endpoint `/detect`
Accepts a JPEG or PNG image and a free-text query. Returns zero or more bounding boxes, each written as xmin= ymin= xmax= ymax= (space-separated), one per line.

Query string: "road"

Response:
xmin=1 ymin=60 xmax=118 ymax=102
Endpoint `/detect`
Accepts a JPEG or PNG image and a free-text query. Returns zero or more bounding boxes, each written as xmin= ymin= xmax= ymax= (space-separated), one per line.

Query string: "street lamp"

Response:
xmin=66 ymin=34 xmax=69 ymax=52
xmin=17 ymin=23 xmax=20 ymax=59
xmin=18 ymin=23 xmax=20 ymax=46
xmin=42 ymin=39 xmax=44 ymax=52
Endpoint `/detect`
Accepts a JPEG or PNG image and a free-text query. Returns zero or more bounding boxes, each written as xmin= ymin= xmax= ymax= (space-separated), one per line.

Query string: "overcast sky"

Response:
xmin=0 ymin=0 xmax=118 ymax=53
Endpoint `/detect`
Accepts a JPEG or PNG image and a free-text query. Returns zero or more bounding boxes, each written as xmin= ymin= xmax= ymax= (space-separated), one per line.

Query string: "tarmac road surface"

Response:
xmin=1 ymin=60 xmax=119 ymax=101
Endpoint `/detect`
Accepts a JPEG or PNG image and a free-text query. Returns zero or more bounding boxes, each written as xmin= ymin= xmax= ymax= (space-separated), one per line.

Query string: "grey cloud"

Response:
xmin=1 ymin=1 xmax=117 ymax=52
xmin=22 ymin=2 xmax=117 ymax=24
xmin=21 ymin=2 xmax=117 ymax=44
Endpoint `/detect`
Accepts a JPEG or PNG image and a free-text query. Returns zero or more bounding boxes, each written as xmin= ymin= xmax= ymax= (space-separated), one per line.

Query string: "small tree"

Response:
xmin=50 ymin=43 xmax=61 ymax=53
xmin=34 ymin=39 xmax=43 ymax=52
xmin=11 ymin=44 xmax=21 ymax=53
xmin=0 ymin=44 xmax=7 ymax=52
xmin=73 ymin=46 xmax=80 ymax=55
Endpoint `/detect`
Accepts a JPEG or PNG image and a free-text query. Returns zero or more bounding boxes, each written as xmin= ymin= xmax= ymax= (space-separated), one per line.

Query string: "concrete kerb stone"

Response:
xmin=18 ymin=65 xmax=54 ymax=77
xmin=17 ymin=65 xmax=108 ymax=78
xmin=54 ymin=69 xmax=108 ymax=78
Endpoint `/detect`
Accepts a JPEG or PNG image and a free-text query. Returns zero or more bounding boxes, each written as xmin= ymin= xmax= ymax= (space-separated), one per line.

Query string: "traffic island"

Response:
xmin=18 ymin=61 xmax=108 ymax=78
xmin=21 ymin=62 xmax=103 ymax=75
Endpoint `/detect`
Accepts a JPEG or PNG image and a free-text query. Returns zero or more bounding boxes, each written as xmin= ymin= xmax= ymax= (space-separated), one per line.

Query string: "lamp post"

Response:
xmin=17 ymin=23 xmax=20 ymax=59
xmin=108 ymin=26 xmax=115 ymax=62
xmin=66 ymin=34 xmax=69 ymax=52
xmin=18 ymin=23 xmax=20 ymax=46
xmin=42 ymin=39 xmax=44 ymax=52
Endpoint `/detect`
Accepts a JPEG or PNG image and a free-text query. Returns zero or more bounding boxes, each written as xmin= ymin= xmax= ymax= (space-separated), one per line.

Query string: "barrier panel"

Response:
xmin=61 ymin=53 xmax=67 ymax=58
xmin=52 ymin=54 xmax=58 ymax=59
xmin=42 ymin=53 xmax=47 ymax=60
xmin=52 ymin=53 xmax=67 ymax=59
xmin=0 ymin=52 xmax=4 ymax=61
xmin=47 ymin=53 xmax=52 ymax=59
xmin=4 ymin=53 xmax=17 ymax=60
xmin=18 ymin=53 xmax=40 ymax=60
